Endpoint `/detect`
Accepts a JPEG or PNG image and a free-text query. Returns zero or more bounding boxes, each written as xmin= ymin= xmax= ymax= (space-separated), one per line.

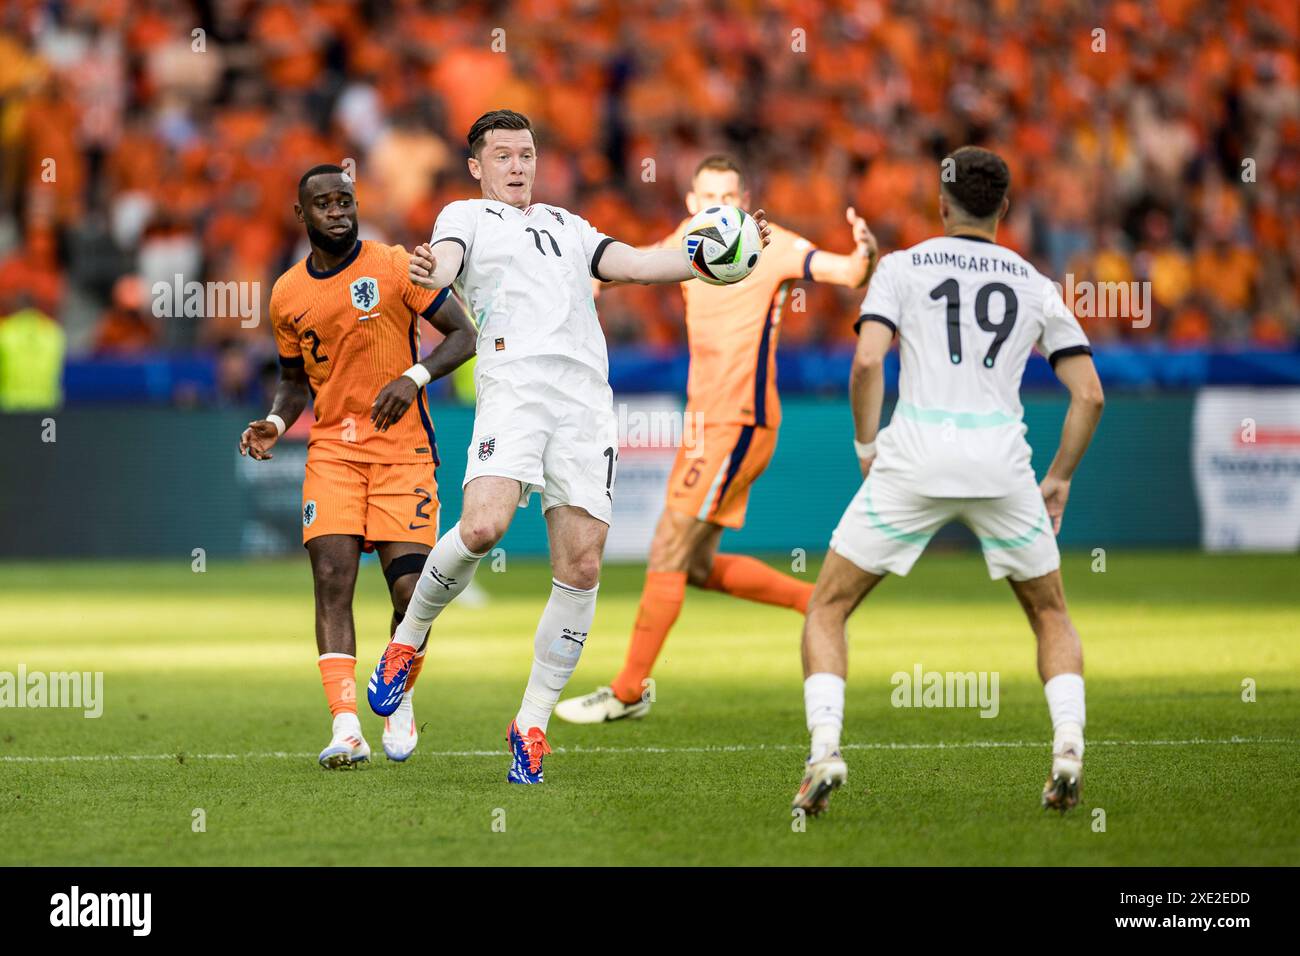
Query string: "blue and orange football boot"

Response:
xmin=367 ymin=641 xmax=418 ymax=717
xmin=506 ymin=720 xmax=552 ymax=784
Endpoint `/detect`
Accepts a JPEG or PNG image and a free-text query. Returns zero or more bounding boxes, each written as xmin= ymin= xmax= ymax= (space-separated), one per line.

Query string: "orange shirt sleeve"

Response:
xmin=389 ymin=244 xmax=442 ymax=317
xmin=269 ymin=279 xmax=301 ymax=364
xmin=775 ymin=226 xmax=818 ymax=282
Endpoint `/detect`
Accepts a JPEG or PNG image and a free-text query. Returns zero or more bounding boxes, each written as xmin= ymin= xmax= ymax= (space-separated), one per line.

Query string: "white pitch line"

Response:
xmin=0 ymin=736 xmax=1292 ymax=764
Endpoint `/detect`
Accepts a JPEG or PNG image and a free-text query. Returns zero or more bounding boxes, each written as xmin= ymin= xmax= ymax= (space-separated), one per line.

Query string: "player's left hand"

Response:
xmin=1040 ymin=475 xmax=1071 ymax=534
xmin=371 ymin=376 xmax=418 ymax=431
xmin=846 ymin=206 xmax=879 ymax=266
xmin=752 ymin=208 xmax=773 ymax=248
xmin=858 ymin=454 xmax=874 ymax=480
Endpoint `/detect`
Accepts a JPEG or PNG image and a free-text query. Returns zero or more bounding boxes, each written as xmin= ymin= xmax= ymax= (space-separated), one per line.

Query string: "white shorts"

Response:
xmin=829 ymin=472 xmax=1060 ymax=582
xmin=465 ymin=357 xmax=618 ymax=525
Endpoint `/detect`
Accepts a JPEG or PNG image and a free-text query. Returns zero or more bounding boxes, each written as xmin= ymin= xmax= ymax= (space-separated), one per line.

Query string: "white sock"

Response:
xmin=514 ymin=579 xmax=598 ymax=734
xmin=805 ymin=672 xmax=845 ymax=761
xmin=392 ymin=523 xmax=487 ymax=648
xmin=332 ymin=711 xmax=361 ymax=736
xmin=1043 ymin=672 xmax=1086 ymax=756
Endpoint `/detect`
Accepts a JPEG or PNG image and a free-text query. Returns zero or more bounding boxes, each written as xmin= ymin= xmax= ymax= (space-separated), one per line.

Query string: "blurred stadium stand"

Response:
xmin=1 ymin=0 xmax=1298 ymax=412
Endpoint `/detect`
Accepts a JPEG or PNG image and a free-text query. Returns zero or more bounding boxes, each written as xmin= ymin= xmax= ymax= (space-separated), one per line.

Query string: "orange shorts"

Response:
xmin=301 ymin=455 xmax=440 ymax=549
xmin=664 ymin=424 xmax=777 ymax=529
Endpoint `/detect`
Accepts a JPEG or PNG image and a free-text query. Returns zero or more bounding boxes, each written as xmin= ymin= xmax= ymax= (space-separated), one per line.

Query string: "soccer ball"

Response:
xmin=682 ymin=205 xmax=762 ymax=285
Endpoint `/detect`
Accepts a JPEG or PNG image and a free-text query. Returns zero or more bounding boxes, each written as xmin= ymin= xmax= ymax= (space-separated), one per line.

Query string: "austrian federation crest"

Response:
xmin=477 ymin=437 xmax=496 ymax=461
xmin=349 ymin=276 xmax=379 ymax=312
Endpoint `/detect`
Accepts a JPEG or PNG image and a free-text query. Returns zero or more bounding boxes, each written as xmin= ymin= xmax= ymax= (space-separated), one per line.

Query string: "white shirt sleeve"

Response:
xmin=855 ymin=251 xmax=903 ymax=334
xmin=572 ymin=212 xmax=617 ymax=281
xmin=1036 ymin=276 xmax=1092 ymax=367
xmin=431 ymin=201 xmax=477 ymax=274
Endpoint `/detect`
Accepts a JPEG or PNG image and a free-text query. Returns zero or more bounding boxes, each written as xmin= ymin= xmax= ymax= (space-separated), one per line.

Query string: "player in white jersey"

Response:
xmin=793 ymin=147 xmax=1105 ymax=816
xmin=363 ymin=109 xmax=770 ymax=784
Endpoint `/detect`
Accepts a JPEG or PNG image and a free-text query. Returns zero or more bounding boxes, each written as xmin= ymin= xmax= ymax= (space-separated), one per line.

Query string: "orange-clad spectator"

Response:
xmin=1193 ymin=240 xmax=1258 ymax=313
xmin=94 ymin=276 xmax=159 ymax=355
xmin=1252 ymin=312 xmax=1293 ymax=347
xmin=0 ymin=228 xmax=64 ymax=316
xmin=253 ymin=0 xmax=327 ymax=92
xmin=1168 ymin=303 xmax=1213 ymax=347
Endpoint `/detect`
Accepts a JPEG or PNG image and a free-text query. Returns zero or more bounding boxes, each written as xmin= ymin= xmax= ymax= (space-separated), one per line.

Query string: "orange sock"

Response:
xmin=404 ymin=652 xmax=426 ymax=692
xmin=318 ymin=654 xmax=358 ymax=717
xmin=610 ymin=571 xmax=686 ymax=704
xmin=704 ymin=553 xmax=814 ymax=614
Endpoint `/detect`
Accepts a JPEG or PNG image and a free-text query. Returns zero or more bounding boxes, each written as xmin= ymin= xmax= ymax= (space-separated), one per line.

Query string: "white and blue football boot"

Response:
xmin=506 ymin=720 xmax=552 ymax=784
xmin=318 ymin=713 xmax=370 ymax=770
xmin=382 ymin=691 xmax=419 ymax=762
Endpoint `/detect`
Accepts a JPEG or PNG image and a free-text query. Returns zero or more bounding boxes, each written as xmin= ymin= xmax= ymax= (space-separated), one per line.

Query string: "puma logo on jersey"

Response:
xmin=486 ymin=207 xmax=504 ymax=219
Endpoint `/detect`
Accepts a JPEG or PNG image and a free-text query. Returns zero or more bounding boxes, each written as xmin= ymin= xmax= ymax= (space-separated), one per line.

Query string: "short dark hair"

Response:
xmin=298 ymin=163 xmax=350 ymax=200
xmin=693 ymin=154 xmax=745 ymax=187
xmin=941 ymin=146 xmax=1010 ymax=219
xmin=467 ymin=109 xmax=535 ymax=158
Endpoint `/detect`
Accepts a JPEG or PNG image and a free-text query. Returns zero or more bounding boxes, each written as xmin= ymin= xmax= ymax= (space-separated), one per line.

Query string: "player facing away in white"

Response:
xmin=364 ymin=109 xmax=771 ymax=783
xmin=793 ymin=146 xmax=1104 ymax=816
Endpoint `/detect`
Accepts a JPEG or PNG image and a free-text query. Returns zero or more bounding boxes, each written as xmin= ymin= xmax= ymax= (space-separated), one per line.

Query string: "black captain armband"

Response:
xmin=854 ymin=313 xmax=897 ymax=335
xmin=1048 ymin=345 xmax=1093 ymax=368
xmin=590 ymin=236 xmax=616 ymax=282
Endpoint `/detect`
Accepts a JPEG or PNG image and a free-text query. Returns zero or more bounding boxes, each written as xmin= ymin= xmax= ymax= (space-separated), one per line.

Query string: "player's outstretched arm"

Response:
xmin=1041 ymin=354 xmax=1105 ymax=533
xmin=409 ymin=240 xmax=465 ymax=291
xmin=809 ymin=207 xmax=879 ymax=288
xmin=239 ymin=364 xmax=310 ymax=460
xmin=371 ymin=293 xmax=477 ymax=431
xmin=596 ymin=241 xmax=694 ymax=285
xmin=849 ymin=319 xmax=894 ymax=478
xmin=598 ymin=210 xmax=774 ymax=285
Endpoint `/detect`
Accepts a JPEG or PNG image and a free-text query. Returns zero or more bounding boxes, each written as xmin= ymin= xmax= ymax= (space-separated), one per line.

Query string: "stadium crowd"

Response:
xmin=0 ymin=0 xmax=1296 ymax=405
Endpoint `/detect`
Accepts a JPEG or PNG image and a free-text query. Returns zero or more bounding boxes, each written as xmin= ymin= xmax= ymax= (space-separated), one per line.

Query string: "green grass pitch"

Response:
xmin=0 ymin=551 xmax=1296 ymax=866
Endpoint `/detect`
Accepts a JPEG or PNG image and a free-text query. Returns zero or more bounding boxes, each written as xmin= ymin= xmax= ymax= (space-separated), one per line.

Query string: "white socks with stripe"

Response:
xmin=514 ymin=579 xmax=599 ymax=734
xmin=805 ymin=672 xmax=846 ymax=762
xmin=392 ymin=523 xmax=487 ymax=649
xmin=1043 ymin=672 xmax=1086 ymax=756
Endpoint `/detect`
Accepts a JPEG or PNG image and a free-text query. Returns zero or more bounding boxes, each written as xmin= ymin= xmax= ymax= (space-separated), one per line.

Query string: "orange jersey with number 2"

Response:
xmin=270 ymin=240 xmax=448 ymax=465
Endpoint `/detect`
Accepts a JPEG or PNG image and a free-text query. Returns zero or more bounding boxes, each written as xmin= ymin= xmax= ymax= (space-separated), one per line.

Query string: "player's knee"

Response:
xmin=1016 ymin=579 xmax=1068 ymax=627
xmin=557 ymin=554 xmax=601 ymax=591
xmin=313 ymin=561 xmax=354 ymax=607
xmin=389 ymin=575 xmax=417 ymax=612
xmin=459 ymin=519 xmax=504 ymax=554
xmin=806 ymin=593 xmax=852 ymax=624
xmin=686 ymin=560 xmax=712 ymax=589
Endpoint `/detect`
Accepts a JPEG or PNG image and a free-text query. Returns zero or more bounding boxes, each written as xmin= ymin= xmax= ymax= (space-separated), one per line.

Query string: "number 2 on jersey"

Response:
xmin=928 ymin=279 xmax=1018 ymax=368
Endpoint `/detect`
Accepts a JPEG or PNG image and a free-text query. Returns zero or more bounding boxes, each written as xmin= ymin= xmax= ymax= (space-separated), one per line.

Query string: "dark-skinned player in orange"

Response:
xmin=239 ymin=164 xmax=476 ymax=768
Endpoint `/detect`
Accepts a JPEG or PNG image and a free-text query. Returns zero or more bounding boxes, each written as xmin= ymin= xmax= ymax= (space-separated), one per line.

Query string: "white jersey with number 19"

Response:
xmin=857 ymin=234 xmax=1091 ymax=498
